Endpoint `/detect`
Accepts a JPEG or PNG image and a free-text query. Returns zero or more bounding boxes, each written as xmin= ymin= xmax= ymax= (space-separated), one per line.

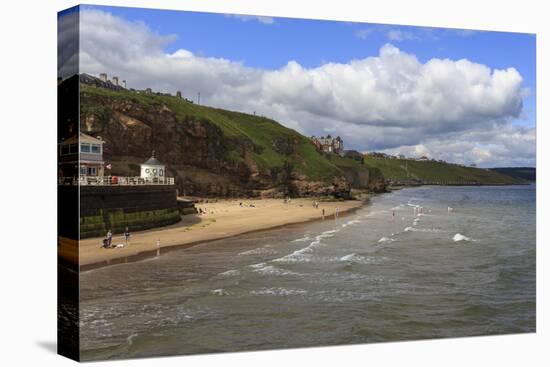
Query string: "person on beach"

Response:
xmin=106 ymin=229 xmax=113 ymax=247
xmin=335 ymin=207 xmax=339 ymax=219
xmin=124 ymin=227 xmax=130 ymax=246
xmin=392 ymin=210 xmax=395 ymax=219
xmin=322 ymin=208 xmax=325 ymax=220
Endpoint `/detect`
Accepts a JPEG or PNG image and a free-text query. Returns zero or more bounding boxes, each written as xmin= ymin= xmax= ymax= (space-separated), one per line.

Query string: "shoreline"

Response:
xmin=62 ymin=198 xmax=368 ymax=272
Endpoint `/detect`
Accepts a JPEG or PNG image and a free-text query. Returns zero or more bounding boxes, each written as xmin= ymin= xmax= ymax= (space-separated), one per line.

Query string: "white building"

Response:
xmin=140 ymin=151 xmax=166 ymax=178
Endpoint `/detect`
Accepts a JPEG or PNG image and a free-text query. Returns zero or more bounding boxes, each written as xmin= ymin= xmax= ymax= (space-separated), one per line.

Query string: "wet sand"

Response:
xmin=62 ymin=198 xmax=365 ymax=270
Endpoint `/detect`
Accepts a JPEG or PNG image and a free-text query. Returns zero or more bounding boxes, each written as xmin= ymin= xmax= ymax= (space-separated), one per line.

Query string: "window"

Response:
xmin=87 ymin=167 xmax=97 ymax=176
xmin=80 ymin=167 xmax=87 ymax=175
xmin=81 ymin=143 xmax=91 ymax=153
xmin=69 ymin=143 xmax=78 ymax=154
xmin=91 ymin=144 xmax=101 ymax=154
xmin=159 ymin=169 xmax=164 ymax=177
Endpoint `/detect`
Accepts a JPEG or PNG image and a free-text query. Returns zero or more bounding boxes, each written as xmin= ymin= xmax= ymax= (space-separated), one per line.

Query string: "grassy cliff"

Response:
xmin=79 ymin=80 xmax=352 ymax=197
xmin=490 ymin=167 xmax=536 ymax=182
xmin=81 ymin=84 xmax=342 ymax=181
xmin=363 ymin=156 xmax=525 ymax=185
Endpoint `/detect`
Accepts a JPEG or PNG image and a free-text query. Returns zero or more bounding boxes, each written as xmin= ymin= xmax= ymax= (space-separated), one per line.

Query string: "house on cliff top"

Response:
xmin=310 ymin=135 xmax=344 ymax=155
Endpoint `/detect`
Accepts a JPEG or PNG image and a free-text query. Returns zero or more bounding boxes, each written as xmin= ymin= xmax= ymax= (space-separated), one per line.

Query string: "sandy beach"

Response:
xmin=61 ymin=198 xmax=365 ymax=270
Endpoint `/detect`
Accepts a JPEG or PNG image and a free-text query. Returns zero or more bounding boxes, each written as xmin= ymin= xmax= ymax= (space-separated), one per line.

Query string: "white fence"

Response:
xmin=58 ymin=176 xmax=175 ymax=186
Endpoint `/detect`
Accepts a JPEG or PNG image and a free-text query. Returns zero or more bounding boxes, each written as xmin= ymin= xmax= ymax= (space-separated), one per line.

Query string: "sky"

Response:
xmin=59 ymin=5 xmax=536 ymax=167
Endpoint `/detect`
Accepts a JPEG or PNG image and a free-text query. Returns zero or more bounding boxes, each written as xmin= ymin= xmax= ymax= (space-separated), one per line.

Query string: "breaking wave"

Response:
xmin=271 ymin=229 xmax=339 ymax=264
xmin=453 ymin=233 xmax=474 ymax=242
xmin=250 ymin=287 xmax=308 ymax=296
xmin=217 ymin=269 xmax=240 ymax=277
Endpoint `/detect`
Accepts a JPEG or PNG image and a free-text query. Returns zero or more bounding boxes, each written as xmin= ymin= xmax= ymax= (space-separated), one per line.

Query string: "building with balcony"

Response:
xmin=58 ymin=132 xmax=105 ymax=179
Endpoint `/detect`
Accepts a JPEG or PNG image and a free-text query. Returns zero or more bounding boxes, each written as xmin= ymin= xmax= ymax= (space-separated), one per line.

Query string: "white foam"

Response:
xmin=271 ymin=229 xmax=336 ymax=264
xmin=339 ymin=253 xmax=378 ymax=265
xmin=249 ymin=262 xmax=267 ymax=269
xmin=378 ymin=237 xmax=395 ymax=243
xmin=250 ymin=287 xmax=307 ymax=296
xmin=341 ymin=219 xmax=361 ymax=228
xmin=211 ymin=288 xmax=231 ymax=296
xmin=292 ymin=235 xmax=312 ymax=242
xmin=217 ymin=269 xmax=240 ymax=277
xmin=453 ymin=233 xmax=472 ymax=242
xmin=405 ymin=227 xmax=443 ymax=233
xmin=238 ymin=247 xmax=276 ymax=256
xmin=252 ymin=264 xmax=300 ymax=276
xmin=127 ymin=333 xmax=139 ymax=346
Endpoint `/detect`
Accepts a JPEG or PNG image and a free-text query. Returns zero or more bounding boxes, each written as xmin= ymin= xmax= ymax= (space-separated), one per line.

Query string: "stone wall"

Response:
xmin=79 ymin=185 xmax=181 ymax=238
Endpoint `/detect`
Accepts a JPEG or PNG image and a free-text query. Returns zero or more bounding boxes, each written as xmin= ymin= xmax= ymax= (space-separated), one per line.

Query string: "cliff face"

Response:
xmin=79 ymin=82 xmax=363 ymax=198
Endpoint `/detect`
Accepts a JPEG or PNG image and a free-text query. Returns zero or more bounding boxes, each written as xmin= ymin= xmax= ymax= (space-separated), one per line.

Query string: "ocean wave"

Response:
xmin=250 ymin=287 xmax=307 ymax=296
xmin=272 ymin=229 xmax=336 ymax=264
xmin=217 ymin=269 xmax=240 ymax=277
xmin=405 ymin=227 xmax=443 ymax=233
xmin=378 ymin=237 xmax=395 ymax=244
xmin=238 ymin=247 xmax=277 ymax=256
xmin=271 ymin=248 xmax=315 ymax=264
xmin=251 ymin=264 xmax=301 ymax=276
xmin=339 ymin=253 xmax=377 ymax=265
xmin=126 ymin=333 xmax=139 ymax=346
xmin=341 ymin=219 xmax=361 ymax=228
xmin=292 ymin=235 xmax=312 ymax=242
xmin=211 ymin=288 xmax=231 ymax=296
xmin=453 ymin=233 xmax=474 ymax=242
xmin=249 ymin=262 xmax=267 ymax=269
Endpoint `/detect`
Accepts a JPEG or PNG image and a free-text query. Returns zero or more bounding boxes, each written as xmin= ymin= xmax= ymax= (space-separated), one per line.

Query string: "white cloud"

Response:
xmin=387 ymin=29 xmax=417 ymax=41
xmin=225 ymin=14 xmax=275 ymax=24
xmin=75 ymin=9 xmax=534 ymax=167
xmin=355 ymin=28 xmax=373 ymax=40
xmin=454 ymin=29 xmax=477 ymax=37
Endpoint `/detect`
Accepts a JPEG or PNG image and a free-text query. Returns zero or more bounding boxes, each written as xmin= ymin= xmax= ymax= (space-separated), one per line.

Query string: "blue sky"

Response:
xmin=71 ymin=5 xmax=536 ymax=166
xmin=87 ymin=4 xmax=536 ymax=130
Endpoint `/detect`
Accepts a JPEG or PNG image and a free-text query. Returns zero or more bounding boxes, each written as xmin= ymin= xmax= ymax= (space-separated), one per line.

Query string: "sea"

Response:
xmin=78 ymin=184 xmax=536 ymax=361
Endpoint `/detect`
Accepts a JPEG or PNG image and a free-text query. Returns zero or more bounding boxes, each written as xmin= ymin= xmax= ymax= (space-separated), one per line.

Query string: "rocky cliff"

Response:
xmin=78 ymin=74 xmax=381 ymax=198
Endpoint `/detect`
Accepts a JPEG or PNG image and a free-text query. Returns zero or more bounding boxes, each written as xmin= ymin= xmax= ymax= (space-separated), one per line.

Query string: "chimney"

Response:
xmin=112 ymin=76 xmax=119 ymax=86
xmin=99 ymin=73 xmax=107 ymax=82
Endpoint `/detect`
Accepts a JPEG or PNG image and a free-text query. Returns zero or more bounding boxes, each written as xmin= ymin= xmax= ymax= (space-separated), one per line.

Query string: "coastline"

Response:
xmin=63 ymin=198 xmax=367 ymax=272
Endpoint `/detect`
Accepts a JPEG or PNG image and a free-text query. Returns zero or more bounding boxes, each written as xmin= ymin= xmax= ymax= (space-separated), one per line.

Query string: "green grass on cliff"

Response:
xmin=80 ymin=84 xmax=341 ymax=182
xmin=363 ymin=156 xmax=525 ymax=185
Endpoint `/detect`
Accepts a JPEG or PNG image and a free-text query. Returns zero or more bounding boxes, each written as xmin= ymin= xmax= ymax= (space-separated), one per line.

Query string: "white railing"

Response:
xmin=58 ymin=176 xmax=175 ymax=186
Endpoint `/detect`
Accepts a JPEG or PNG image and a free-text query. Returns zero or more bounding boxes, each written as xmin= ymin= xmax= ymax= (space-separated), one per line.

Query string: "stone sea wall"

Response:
xmin=79 ymin=185 xmax=181 ymax=238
